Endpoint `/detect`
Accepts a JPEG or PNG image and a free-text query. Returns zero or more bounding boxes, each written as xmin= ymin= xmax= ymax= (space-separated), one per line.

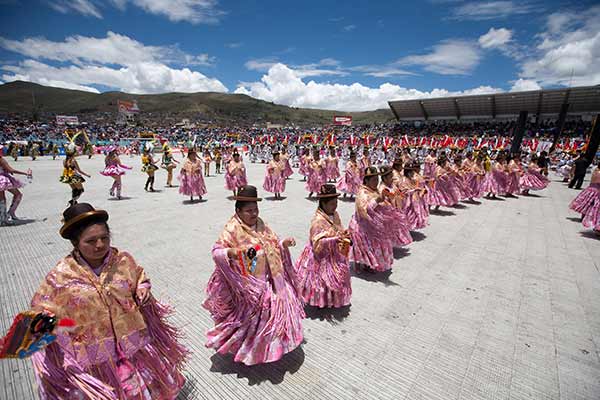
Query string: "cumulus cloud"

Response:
xmin=235 ymin=63 xmax=502 ymax=111
xmin=0 ymin=32 xmax=227 ymax=94
xmin=399 ymin=40 xmax=481 ymax=75
xmin=245 ymin=58 xmax=348 ymax=78
xmin=1 ymin=59 xmax=227 ymax=94
xmin=478 ymin=27 xmax=513 ymax=48
xmin=519 ymin=5 xmax=600 ymax=87
xmin=451 ymin=1 xmax=535 ymax=20
xmin=49 ymin=0 xmax=224 ymax=24
xmin=510 ymin=78 xmax=541 ymax=92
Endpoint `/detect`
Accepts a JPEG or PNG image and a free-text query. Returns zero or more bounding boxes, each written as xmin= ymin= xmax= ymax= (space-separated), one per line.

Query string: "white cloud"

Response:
xmin=49 ymin=0 xmax=103 ymax=18
xmin=49 ymin=0 xmax=224 ymax=24
xmin=510 ymin=78 xmax=541 ymax=92
xmin=519 ymin=5 xmax=600 ymax=87
xmin=1 ymin=59 xmax=227 ymax=94
xmin=451 ymin=1 xmax=535 ymax=20
xmin=399 ymin=40 xmax=481 ymax=75
xmin=479 ymin=27 xmax=513 ymax=48
xmin=0 ymin=31 xmax=215 ymax=67
xmin=225 ymin=42 xmax=242 ymax=48
xmin=245 ymin=58 xmax=348 ymax=78
xmin=0 ymin=32 xmax=227 ymax=94
xmin=349 ymin=65 xmax=416 ymax=78
xmin=235 ymin=63 xmax=502 ymax=111
xmin=343 ymin=25 xmax=356 ymax=32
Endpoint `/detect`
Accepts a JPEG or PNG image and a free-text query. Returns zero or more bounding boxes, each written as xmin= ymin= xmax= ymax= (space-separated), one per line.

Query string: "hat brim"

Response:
xmin=60 ymin=210 xmax=109 ymax=239
xmin=316 ymin=193 xmax=341 ymax=198
xmin=232 ymin=196 xmax=263 ymax=202
xmin=364 ymin=172 xmax=380 ymax=177
xmin=380 ymin=170 xmax=393 ymax=177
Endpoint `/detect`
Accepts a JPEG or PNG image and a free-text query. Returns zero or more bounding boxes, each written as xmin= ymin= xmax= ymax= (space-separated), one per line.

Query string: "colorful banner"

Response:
xmin=55 ymin=115 xmax=79 ymax=125
xmin=118 ymin=100 xmax=140 ymax=115
xmin=333 ymin=116 xmax=352 ymax=126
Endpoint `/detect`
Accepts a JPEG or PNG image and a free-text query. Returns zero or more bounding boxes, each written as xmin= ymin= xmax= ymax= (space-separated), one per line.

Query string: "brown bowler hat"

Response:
xmin=364 ymin=166 xmax=380 ymax=177
xmin=379 ymin=166 xmax=393 ymax=177
xmin=60 ymin=203 xmax=109 ymax=239
xmin=316 ymin=184 xmax=341 ymax=198
xmin=232 ymin=185 xmax=263 ymax=202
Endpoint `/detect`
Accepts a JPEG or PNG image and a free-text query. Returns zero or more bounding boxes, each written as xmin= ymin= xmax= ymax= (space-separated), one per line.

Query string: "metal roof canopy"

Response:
xmin=388 ymin=85 xmax=600 ymax=121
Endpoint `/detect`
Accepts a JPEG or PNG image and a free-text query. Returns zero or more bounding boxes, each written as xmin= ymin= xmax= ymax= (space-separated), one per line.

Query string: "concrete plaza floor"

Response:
xmin=1 ymin=154 xmax=599 ymax=400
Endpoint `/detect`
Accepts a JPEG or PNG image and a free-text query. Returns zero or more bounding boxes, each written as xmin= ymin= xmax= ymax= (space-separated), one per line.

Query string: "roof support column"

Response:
xmin=510 ymin=110 xmax=528 ymax=154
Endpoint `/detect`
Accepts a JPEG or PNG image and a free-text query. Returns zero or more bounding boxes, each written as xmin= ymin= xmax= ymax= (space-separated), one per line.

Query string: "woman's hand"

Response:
xmin=282 ymin=237 xmax=296 ymax=248
xmin=136 ymin=287 xmax=151 ymax=305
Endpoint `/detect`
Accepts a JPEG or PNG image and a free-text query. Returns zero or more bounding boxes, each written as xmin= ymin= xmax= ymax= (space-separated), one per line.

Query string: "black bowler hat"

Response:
xmin=364 ymin=166 xmax=380 ymax=177
xmin=232 ymin=185 xmax=263 ymax=202
xmin=60 ymin=203 xmax=109 ymax=239
xmin=379 ymin=166 xmax=393 ymax=177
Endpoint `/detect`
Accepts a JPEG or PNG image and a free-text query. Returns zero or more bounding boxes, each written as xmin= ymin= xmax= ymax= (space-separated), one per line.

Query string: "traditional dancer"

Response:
xmin=29 ymin=202 xmax=188 ymax=399
xmin=295 ymin=184 xmax=352 ymax=308
xmin=520 ymin=155 xmax=549 ymax=195
xmin=141 ymin=145 xmax=159 ymax=192
xmin=427 ymin=156 xmax=460 ymax=210
xmin=505 ymin=154 xmax=522 ymax=197
xmin=224 ymin=151 xmax=247 ymax=196
xmin=214 ymin=147 xmax=222 ymax=174
xmin=178 ymin=148 xmax=207 ymax=202
xmin=161 ymin=143 xmax=179 ymax=187
xmin=0 ymin=148 xmax=30 ymax=225
xmin=482 ymin=155 xmax=506 ymax=199
xmin=299 ymin=148 xmax=311 ymax=181
xmin=307 ymin=148 xmax=327 ymax=197
xmin=337 ymin=151 xmax=361 ymax=198
xmin=203 ymin=148 xmax=212 ymax=177
xmin=569 ymin=161 xmax=600 ymax=236
xmin=378 ymin=166 xmax=413 ymax=247
xmin=263 ymin=150 xmax=286 ymax=199
xmin=349 ymin=167 xmax=394 ymax=272
xmin=203 ymin=185 xmax=304 ymax=365
xmin=60 ymin=145 xmax=91 ymax=206
xmin=326 ymin=146 xmax=340 ymax=183
xmin=398 ymin=163 xmax=430 ymax=230
xmin=10 ymin=143 xmax=19 ymax=161
xmin=100 ymin=147 xmax=131 ymax=200
xmin=281 ymin=145 xmax=294 ymax=179
xmin=423 ymin=149 xmax=437 ymax=179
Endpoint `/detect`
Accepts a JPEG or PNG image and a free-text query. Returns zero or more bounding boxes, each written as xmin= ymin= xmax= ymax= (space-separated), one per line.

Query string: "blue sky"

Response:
xmin=0 ymin=0 xmax=598 ymax=111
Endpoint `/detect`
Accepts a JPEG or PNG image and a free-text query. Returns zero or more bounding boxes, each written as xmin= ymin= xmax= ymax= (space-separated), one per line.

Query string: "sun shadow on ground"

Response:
xmin=566 ymin=216 xmax=582 ymax=223
xmin=483 ymin=196 xmax=505 ymax=201
xmin=182 ymin=198 xmax=208 ymax=205
xmin=462 ymin=199 xmax=482 ymax=205
xmin=265 ymin=196 xmax=287 ymax=201
xmin=393 ymin=247 xmax=410 ymax=259
xmin=108 ymin=196 xmax=134 ymax=201
xmin=350 ymin=266 xmax=399 ymax=287
xmin=410 ymin=231 xmax=427 ymax=242
xmin=579 ymin=230 xmax=599 ymax=240
xmin=176 ymin=376 xmax=199 ymax=399
xmin=429 ymin=209 xmax=456 ymax=216
xmin=304 ymin=305 xmax=351 ymax=324
xmin=522 ymin=193 xmax=544 ymax=198
xmin=209 ymin=346 xmax=305 ymax=385
xmin=451 ymin=203 xmax=467 ymax=209
xmin=0 ymin=218 xmax=37 ymax=227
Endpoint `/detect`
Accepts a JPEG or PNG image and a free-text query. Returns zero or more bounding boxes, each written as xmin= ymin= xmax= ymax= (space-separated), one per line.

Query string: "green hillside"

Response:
xmin=0 ymin=81 xmax=394 ymax=126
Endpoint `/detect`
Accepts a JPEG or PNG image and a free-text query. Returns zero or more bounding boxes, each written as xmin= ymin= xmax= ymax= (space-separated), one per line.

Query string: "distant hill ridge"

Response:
xmin=0 ymin=81 xmax=393 ymax=126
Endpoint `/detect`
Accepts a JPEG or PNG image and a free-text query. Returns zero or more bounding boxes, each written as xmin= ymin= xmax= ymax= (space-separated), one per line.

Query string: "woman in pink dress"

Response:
xmin=520 ymin=155 xmax=549 ymax=195
xmin=203 ymin=185 xmax=304 ymax=365
xmin=178 ymin=148 xmax=207 ymax=202
xmin=295 ymin=184 xmax=352 ymax=308
xmin=263 ymin=150 xmax=286 ymax=199
xmin=379 ymin=166 xmax=413 ymax=247
xmin=427 ymin=156 xmax=460 ymax=210
xmin=281 ymin=145 xmax=294 ymax=179
xmin=100 ymin=147 xmax=131 ymax=200
xmin=0 ymin=148 xmax=30 ymax=225
xmin=569 ymin=162 xmax=600 ymax=236
xmin=337 ymin=151 xmax=361 ymax=198
xmin=505 ymin=154 xmax=522 ymax=197
xmin=482 ymin=155 xmax=507 ymax=199
xmin=224 ymin=151 xmax=247 ymax=196
xmin=464 ymin=154 xmax=486 ymax=200
xmin=423 ymin=149 xmax=437 ymax=179
xmin=349 ymin=167 xmax=395 ymax=272
xmin=299 ymin=148 xmax=311 ymax=181
xmin=398 ymin=163 xmax=430 ymax=230
xmin=325 ymin=147 xmax=340 ymax=183
xmin=306 ymin=148 xmax=327 ymax=197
